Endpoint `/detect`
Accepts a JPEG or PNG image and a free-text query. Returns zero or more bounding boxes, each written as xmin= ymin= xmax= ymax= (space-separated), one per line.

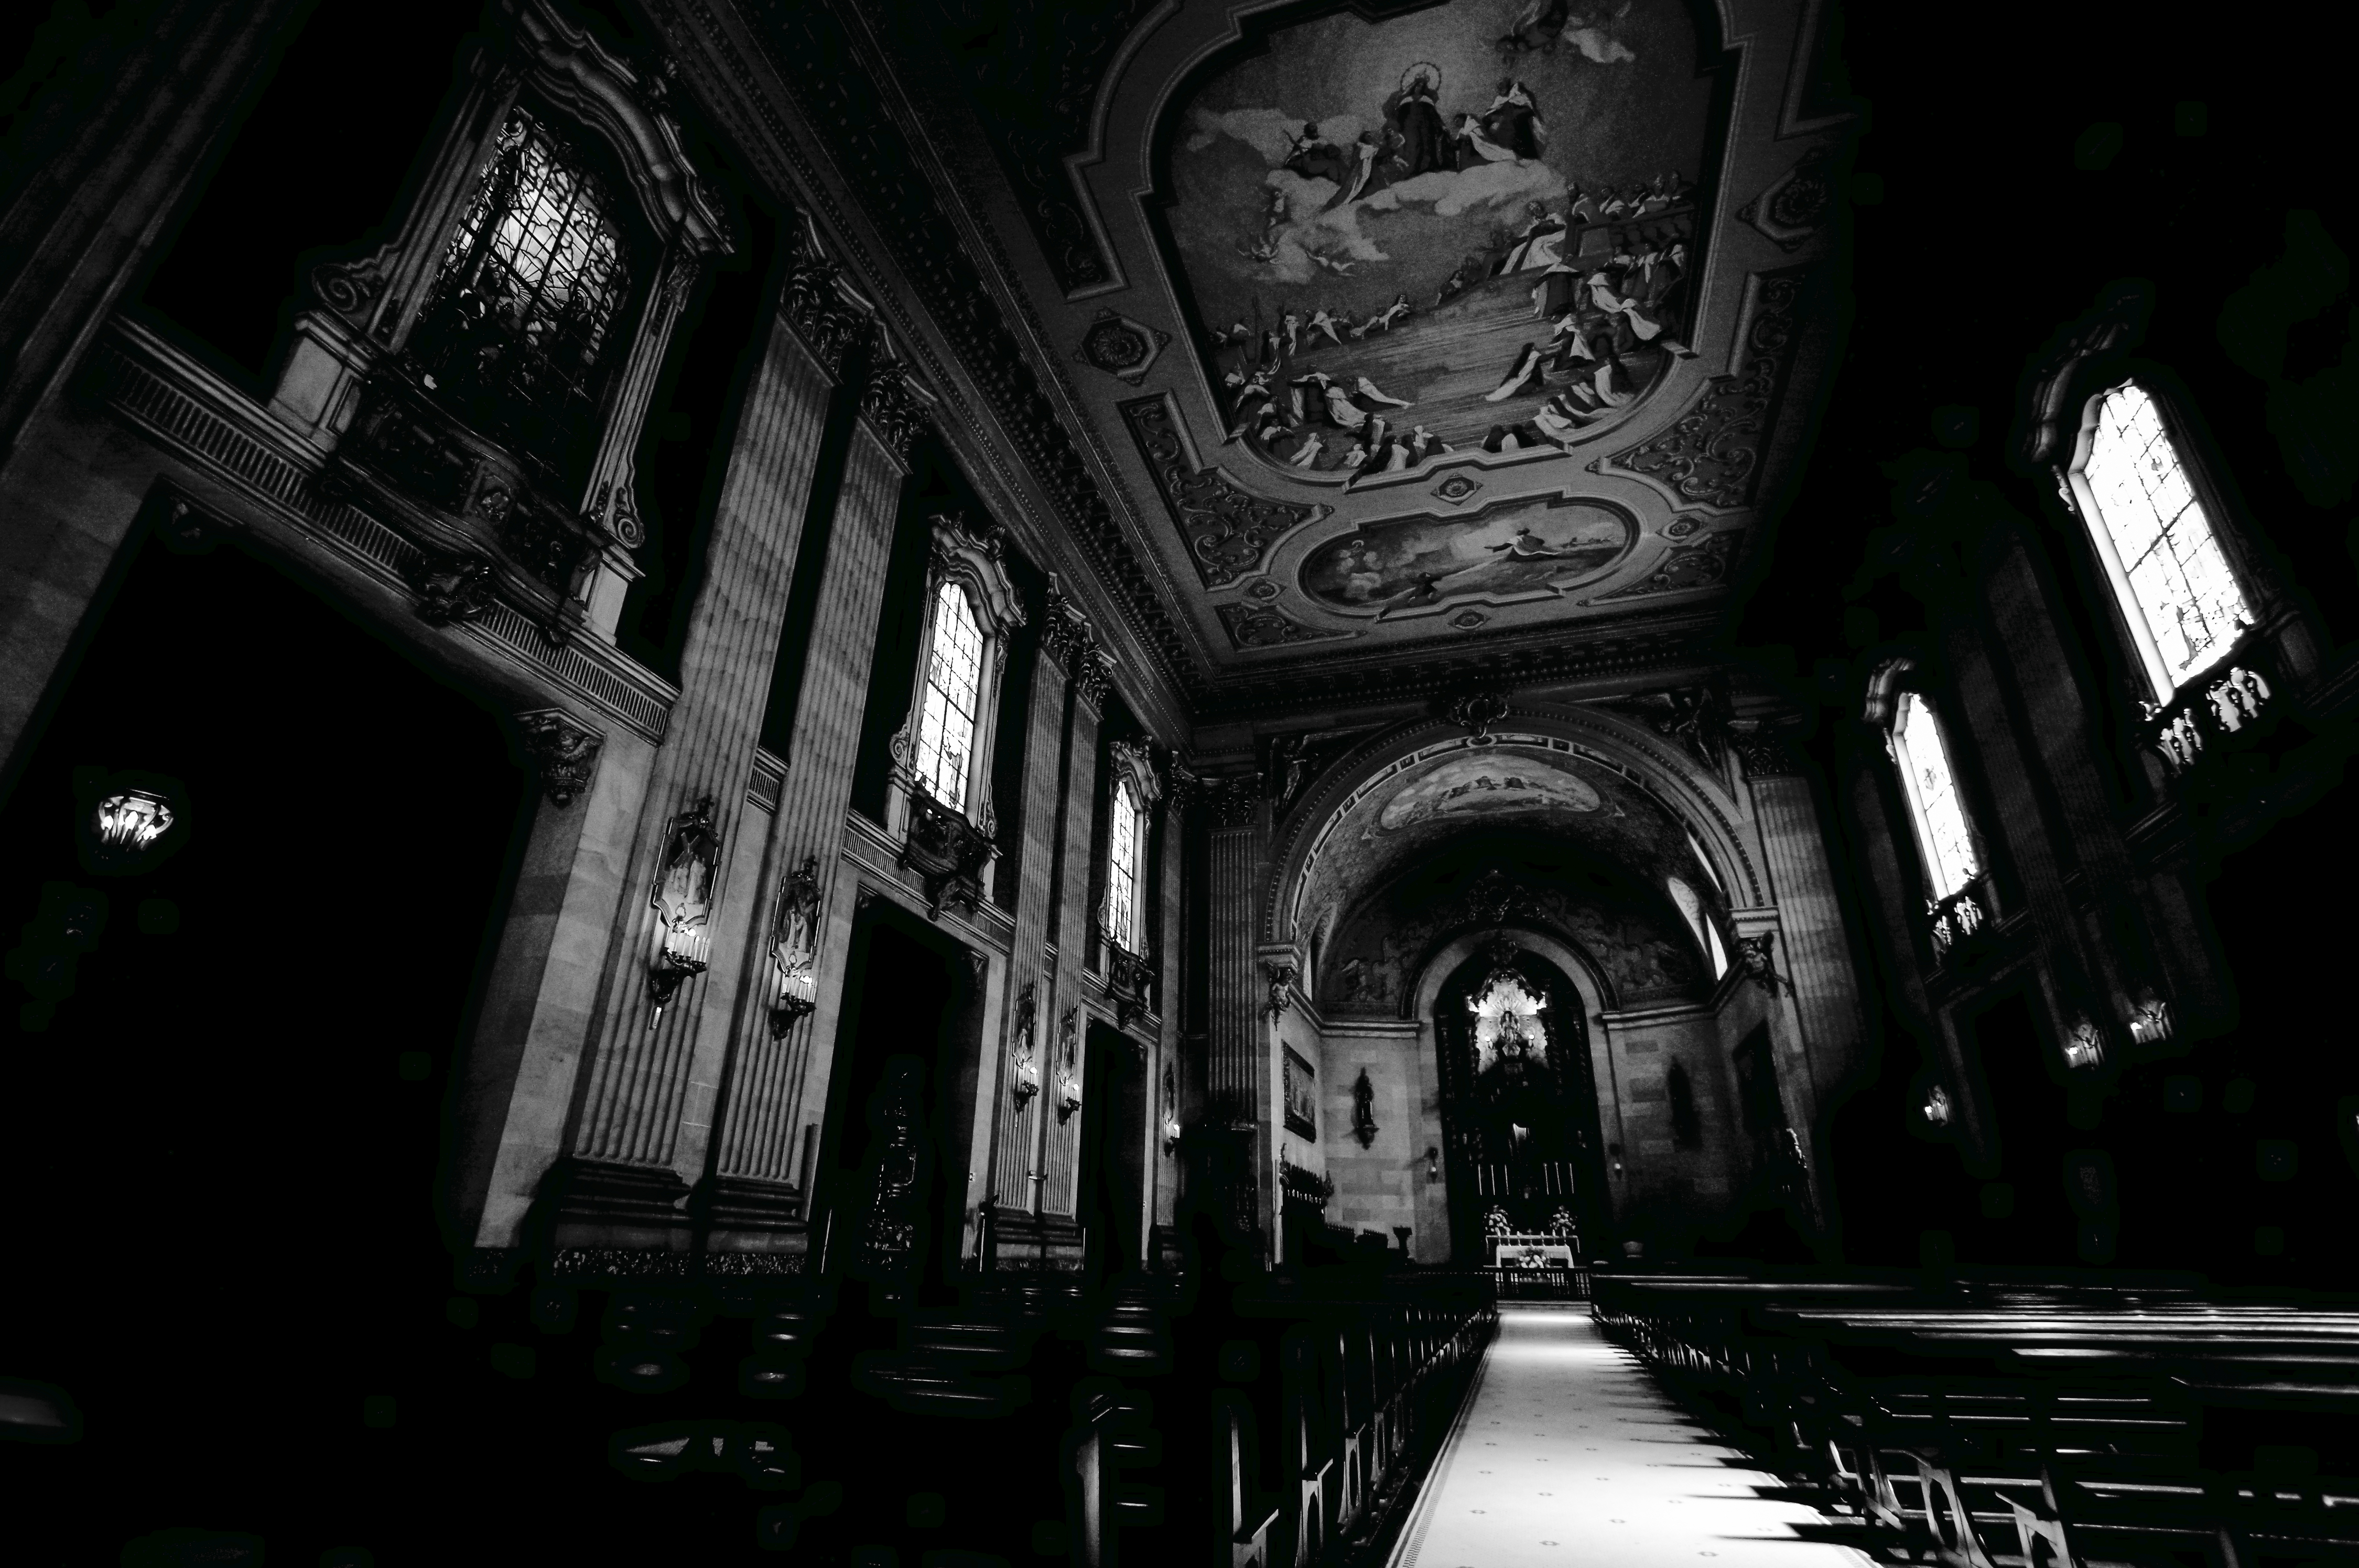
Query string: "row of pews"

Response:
xmin=1592 ymin=1269 xmax=2359 ymax=1567
xmin=1070 ymin=1267 xmax=1499 ymax=1568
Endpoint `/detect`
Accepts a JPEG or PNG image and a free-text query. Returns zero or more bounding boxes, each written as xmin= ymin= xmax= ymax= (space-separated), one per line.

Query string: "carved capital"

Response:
xmin=1071 ymin=649 xmax=1115 ymax=719
xmin=858 ymin=358 xmax=927 ymax=467
xmin=1165 ymin=763 xmax=1203 ymax=816
xmin=516 ymin=709 xmax=605 ymax=807
xmin=1206 ymin=774 xmax=1262 ymax=830
xmin=782 ymin=256 xmax=858 ymax=379
xmin=1732 ymin=723 xmax=1800 ymax=779
xmin=1037 ymin=578 xmax=1095 ymax=672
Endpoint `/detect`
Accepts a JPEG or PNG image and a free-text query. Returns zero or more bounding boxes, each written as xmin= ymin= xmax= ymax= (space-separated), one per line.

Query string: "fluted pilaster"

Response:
xmin=1038 ymin=644 xmax=1113 ymax=1218
xmin=989 ymin=594 xmax=1084 ymax=1216
xmin=566 ymin=308 xmax=835 ymax=1177
xmin=708 ymin=359 xmax=917 ymax=1191
xmin=1746 ymin=759 xmax=1867 ymax=1121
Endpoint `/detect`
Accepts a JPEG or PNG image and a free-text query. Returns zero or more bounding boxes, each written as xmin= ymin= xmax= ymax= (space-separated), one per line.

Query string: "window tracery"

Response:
xmin=1106 ymin=775 xmax=1143 ymax=952
xmin=2070 ymin=380 xmax=2252 ymax=700
xmin=406 ymin=106 xmax=639 ymax=492
xmin=914 ymin=579 xmax=984 ymax=808
xmin=1890 ymin=689 xmax=1980 ymax=904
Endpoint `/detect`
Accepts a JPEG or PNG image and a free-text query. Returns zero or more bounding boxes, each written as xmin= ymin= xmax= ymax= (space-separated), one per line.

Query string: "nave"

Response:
xmin=1395 ymin=1307 xmax=1867 ymax=1568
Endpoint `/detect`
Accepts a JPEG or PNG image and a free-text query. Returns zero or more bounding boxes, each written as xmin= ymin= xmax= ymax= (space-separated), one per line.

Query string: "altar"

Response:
xmin=1487 ymin=1233 xmax=1578 ymax=1269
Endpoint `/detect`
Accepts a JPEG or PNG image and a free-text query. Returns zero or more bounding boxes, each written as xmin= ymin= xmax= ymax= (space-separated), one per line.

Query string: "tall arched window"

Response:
xmin=406 ymin=106 xmax=639 ymax=490
xmin=1890 ymin=689 xmax=1981 ymax=903
xmin=2067 ymin=380 xmax=2254 ymax=702
xmin=1105 ymin=775 xmax=1143 ymax=952
xmin=914 ymin=579 xmax=984 ymax=807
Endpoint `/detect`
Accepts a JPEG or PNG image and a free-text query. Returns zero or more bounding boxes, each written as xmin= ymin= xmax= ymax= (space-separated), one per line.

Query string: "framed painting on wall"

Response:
xmin=1283 ymin=1046 xmax=1317 ymax=1139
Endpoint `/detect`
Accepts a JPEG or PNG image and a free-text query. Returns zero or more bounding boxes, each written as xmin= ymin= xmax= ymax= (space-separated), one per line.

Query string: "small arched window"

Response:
xmin=407 ymin=106 xmax=640 ymax=489
xmin=2067 ymin=380 xmax=2254 ymax=702
xmin=914 ymin=579 xmax=984 ymax=807
xmin=1889 ymin=689 xmax=1981 ymax=903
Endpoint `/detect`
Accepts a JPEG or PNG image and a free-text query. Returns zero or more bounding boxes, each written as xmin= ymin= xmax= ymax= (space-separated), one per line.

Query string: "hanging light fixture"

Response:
xmin=94 ymin=790 xmax=173 ymax=856
xmin=79 ymin=769 xmax=185 ymax=876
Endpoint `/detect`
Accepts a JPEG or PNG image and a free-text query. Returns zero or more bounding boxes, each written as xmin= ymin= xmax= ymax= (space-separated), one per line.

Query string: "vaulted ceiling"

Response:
xmin=732 ymin=0 xmax=1849 ymax=729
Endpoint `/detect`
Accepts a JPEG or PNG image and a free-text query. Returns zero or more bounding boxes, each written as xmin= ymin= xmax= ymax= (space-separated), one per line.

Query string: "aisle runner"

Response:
xmin=1391 ymin=1307 xmax=1870 ymax=1568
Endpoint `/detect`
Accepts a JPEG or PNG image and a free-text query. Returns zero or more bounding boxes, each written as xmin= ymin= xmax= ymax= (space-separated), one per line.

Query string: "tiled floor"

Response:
xmin=1390 ymin=1306 xmax=1871 ymax=1568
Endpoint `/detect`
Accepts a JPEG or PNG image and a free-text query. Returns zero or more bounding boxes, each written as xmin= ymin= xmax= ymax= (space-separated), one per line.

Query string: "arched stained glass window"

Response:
xmin=915 ymin=580 xmax=983 ymax=808
xmin=1890 ymin=690 xmax=1980 ymax=902
xmin=409 ymin=106 xmax=637 ymax=488
xmin=1106 ymin=776 xmax=1143 ymax=952
xmin=2074 ymin=381 xmax=2253 ymax=699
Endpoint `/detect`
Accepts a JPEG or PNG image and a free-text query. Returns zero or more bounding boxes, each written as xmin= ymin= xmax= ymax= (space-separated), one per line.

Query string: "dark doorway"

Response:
xmin=1432 ymin=941 xmax=1611 ymax=1261
xmin=813 ymin=907 xmax=980 ymax=1309
xmin=1079 ymin=1020 xmax=1148 ymax=1283
xmin=0 ymin=525 xmax=629 ymax=1559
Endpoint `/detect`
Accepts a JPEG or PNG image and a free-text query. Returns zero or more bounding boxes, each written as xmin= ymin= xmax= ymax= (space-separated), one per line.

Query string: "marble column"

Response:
xmin=988 ymin=587 xmax=1090 ymax=1226
xmin=542 ymin=288 xmax=845 ymax=1248
xmin=1039 ymin=644 xmax=1116 ymax=1219
xmin=701 ymin=331 xmax=928 ymax=1246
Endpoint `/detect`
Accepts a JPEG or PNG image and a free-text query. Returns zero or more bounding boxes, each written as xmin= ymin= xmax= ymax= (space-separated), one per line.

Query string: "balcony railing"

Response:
xmin=2142 ymin=630 xmax=2279 ymax=785
xmin=1099 ymin=931 xmax=1156 ymax=1028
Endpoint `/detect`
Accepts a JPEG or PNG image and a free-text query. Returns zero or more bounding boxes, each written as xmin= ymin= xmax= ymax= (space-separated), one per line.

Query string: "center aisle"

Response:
xmin=1389 ymin=1306 xmax=1870 ymax=1568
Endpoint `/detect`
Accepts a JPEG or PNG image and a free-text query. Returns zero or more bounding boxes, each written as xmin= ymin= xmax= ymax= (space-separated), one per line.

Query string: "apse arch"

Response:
xmin=1263 ymin=707 xmax=1762 ymax=957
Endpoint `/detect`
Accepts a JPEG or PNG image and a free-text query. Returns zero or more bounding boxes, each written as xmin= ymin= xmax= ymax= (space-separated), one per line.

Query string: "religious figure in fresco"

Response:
xmin=1170 ymin=0 xmax=1713 ymax=473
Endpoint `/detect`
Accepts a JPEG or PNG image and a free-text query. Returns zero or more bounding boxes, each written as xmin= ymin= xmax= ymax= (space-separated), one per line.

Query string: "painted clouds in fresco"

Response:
xmin=1168 ymin=0 xmax=1707 ymax=327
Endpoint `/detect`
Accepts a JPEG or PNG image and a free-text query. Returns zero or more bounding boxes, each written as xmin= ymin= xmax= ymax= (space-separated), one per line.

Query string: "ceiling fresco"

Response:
xmin=815 ymin=0 xmax=1845 ymax=712
xmin=1170 ymin=2 xmax=1713 ymax=477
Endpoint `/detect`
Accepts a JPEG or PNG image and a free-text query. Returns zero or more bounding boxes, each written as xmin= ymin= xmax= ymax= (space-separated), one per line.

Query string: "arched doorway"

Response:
xmin=1433 ymin=940 xmax=1611 ymax=1262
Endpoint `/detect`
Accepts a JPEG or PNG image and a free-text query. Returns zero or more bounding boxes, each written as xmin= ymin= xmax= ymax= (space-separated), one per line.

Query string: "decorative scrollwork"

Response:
xmin=858 ymin=358 xmax=928 ymax=465
xmin=1590 ymin=531 xmax=1737 ymax=601
xmin=516 ymin=709 xmax=605 ymax=807
xmin=1120 ymin=396 xmax=1322 ymax=587
xmin=1593 ymin=270 xmax=1806 ymax=508
xmin=406 ymin=548 xmax=497 ymax=626
xmin=1217 ymin=601 xmax=1349 ymax=650
xmin=900 ymin=786 xmax=995 ymax=920
xmin=782 ymin=255 xmax=859 ymax=379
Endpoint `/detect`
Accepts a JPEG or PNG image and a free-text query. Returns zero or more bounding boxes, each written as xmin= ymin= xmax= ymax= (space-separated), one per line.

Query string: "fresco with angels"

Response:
xmin=1168 ymin=0 xmax=1715 ymax=482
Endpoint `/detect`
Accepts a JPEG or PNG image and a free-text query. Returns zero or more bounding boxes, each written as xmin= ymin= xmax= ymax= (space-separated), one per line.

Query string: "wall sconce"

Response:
xmin=1923 ymin=1084 xmax=1953 ymax=1127
xmin=647 ymin=923 xmax=709 ymax=1020
xmin=768 ymin=855 xmax=821 ymax=1040
xmin=1424 ymin=1145 xmax=1440 ymax=1181
xmin=1163 ymin=1113 xmax=1182 ymax=1155
xmin=2128 ymin=992 xmax=2173 ymax=1047
xmin=2062 ymin=1016 xmax=2106 ymax=1071
xmin=1010 ymin=983 xmax=1041 ymax=1106
xmin=1054 ymin=1006 xmax=1081 ymax=1124
xmin=648 ymin=797 xmax=720 ymax=1027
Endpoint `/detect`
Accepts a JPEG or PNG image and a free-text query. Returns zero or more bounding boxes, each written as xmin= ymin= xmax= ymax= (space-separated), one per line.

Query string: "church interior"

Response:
xmin=3 ymin=0 xmax=2356 ymax=1563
